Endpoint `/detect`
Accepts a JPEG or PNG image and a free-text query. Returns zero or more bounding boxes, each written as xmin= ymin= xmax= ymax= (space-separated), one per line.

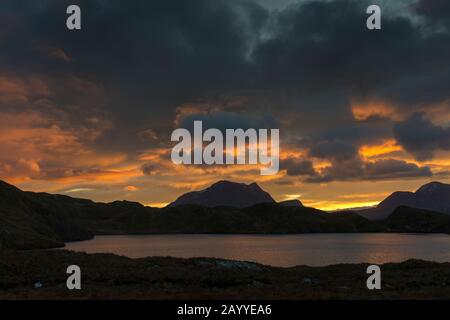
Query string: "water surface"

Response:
xmin=64 ymin=233 xmax=450 ymax=267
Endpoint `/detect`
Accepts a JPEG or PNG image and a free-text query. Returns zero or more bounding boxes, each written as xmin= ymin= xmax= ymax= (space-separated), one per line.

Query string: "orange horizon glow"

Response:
xmin=303 ymin=200 xmax=380 ymax=211
xmin=1 ymin=100 xmax=449 ymax=213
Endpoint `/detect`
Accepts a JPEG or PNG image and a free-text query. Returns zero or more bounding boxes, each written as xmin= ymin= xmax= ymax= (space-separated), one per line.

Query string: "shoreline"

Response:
xmin=60 ymin=233 xmax=450 ymax=267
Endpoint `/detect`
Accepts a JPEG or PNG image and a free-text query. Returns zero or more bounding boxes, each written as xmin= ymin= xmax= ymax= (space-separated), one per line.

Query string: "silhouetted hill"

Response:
xmin=2 ymin=180 xmax=450 ymax=250
xmin=168 ymin=180 xmax=275 ymax=208
xmin=279 ymin=199 xmax=303 ymax=207
xmin=384 ymin=206 xmax=450 ymax=233
xmin=149 ymin=203 xmax=379 ymax=234
xmin=0 ymin=180 xmax=94 ymax=249
xmin=0 ymin=180 xmax=379 ymax=249
xmin=359 ymin=181 xmax=450 ymax=220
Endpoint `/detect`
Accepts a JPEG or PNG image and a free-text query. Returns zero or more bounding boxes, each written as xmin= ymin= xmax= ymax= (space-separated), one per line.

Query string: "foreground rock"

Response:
xmin=1 ymin=250 xmax=450 ymax=299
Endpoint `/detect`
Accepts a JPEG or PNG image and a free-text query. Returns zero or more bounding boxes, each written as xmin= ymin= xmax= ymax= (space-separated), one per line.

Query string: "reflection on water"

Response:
xmin=64 ymin=233 xmax=450 ymax=267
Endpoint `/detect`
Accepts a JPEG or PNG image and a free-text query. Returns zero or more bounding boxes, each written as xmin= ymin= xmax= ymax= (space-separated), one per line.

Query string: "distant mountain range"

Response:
xmin=0 ymin=179 xmax=367 ymax=249
xmin=358 ymin=182 xmax=450 ymax=220
xmin=1 ymin=179 xmax=450 ymax=250
xmin=168 ymin=180 xmax=276 ymax=208
xmin=169 ymin=180 xmax=303 ymax=208
xmin=168 ymin=180 xmax=450 ymax=220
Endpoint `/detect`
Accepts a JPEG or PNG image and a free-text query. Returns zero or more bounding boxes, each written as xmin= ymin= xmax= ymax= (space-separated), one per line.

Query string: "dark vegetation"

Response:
xmin=1 ymin=249 xmax=450 ymax=299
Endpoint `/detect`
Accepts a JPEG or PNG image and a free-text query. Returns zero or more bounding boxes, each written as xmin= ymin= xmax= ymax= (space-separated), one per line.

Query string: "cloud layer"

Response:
xmin=1 ymin=0 xmax=449 ymax=208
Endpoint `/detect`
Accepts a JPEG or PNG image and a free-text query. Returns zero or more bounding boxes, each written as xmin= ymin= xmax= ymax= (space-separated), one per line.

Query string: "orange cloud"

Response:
xmin=425 ymin=100 xmax=450 ymax=126
xmin=0 ymin=107 xmax=131 ymax=187
xmin=46 ymin=47 xmax=72 ymax=62
xmin=359 ymin=139 xmax=403 ymax=159
xmin=0 ymin=74 xmax=51 ymax=107
xmin=351 ymin=100 xmax=400 ymax=121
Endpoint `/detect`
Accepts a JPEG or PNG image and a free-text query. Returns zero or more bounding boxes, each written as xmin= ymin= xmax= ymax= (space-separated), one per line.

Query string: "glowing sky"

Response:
xmin=1 ymin=0 xmax=449 ymax=210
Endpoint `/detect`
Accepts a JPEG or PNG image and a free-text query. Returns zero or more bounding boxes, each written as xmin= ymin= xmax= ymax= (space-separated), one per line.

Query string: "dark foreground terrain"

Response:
xmin=1 ymin=249 xmax=450 ymax=299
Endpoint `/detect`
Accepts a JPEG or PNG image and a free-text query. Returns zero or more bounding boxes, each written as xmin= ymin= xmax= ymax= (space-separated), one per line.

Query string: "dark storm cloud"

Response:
xmin=318 ymin=119 xmax=394 ymax=146
xmin=287 ymin=127 xmax=434 ymax=182
xmin=305 ymin=157 xmax=431 ymax=183
xmin=252 ymin=0 xmax=450 ymax=115
xmin=371 ymin=66 xmax=450 ymax=110
xmin=365 ymin=159 xmax=432 ymax=179
xmin=252 ymin=0 xmax=444 ymax=91
xmin=3 ymin=0 xmax=450 ymax=103
xmin=141 ymin=163 xmax=160 ymax=176
xmin=301 ymin=127 xmax=389 ymax=159
xmin=281 ymin=158 xmax=317 ymax=176
xmin=0 ymin=0 xmax=270 ymax=155
xmin=415 ymin=0 xmax=450 ymax=26
xmin=2 ymin=0 xmax=450 ymax=175
xmin=283 ymin=135 xmax=432 ymax=182
xmin=0 ymin=0 xmax=265 ymax=88
xmin=179 ymin=111 xmax=278 ymax=133
xmin=393 ymin=112 xmax=450 ymax=161
xmin=309 ymin=140 xmax=358 ymax=161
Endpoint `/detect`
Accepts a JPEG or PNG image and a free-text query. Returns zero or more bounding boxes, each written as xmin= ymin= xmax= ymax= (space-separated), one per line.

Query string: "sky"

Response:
xmin=1 ymin=0 xmax=450 ymax=210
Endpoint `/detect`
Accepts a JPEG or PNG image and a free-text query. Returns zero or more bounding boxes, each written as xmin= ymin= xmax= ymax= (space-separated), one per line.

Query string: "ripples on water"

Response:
xmin=64 ymin=233 xmax=450 ymax=267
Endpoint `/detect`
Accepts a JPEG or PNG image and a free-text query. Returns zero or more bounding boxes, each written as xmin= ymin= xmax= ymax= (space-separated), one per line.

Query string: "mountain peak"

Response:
xmin=249 ymin=182 xmax=263 ymax=190
xmin=210 ymin=180 xmax=262 ymax=189
xmin=416 ymin=181 xmax=448 ymax=194
xmin=168 ymin=180 xmax=275 ymax=208
xmin=0 ymin=179 xmax=20 ymax=190
xmin=211 ymin=180 xmax=247 ymax=187
xmin=0 ymin=180 xmax=23 ymax=198
xmin=359 ymin=181 xmax=450 ymax=220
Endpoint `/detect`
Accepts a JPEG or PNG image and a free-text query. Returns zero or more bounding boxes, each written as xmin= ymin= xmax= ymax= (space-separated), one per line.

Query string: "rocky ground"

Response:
xmin=1 ymin=249 xmax=450 ymax=299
